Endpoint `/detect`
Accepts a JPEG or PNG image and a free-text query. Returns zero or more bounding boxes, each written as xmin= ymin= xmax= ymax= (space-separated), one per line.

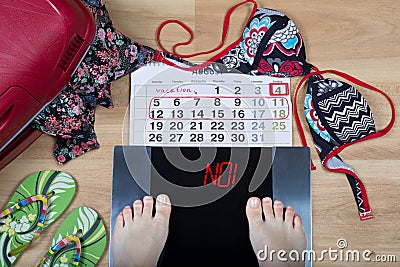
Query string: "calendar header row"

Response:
xmin=131 ymin=62 xmax=290 ymax=86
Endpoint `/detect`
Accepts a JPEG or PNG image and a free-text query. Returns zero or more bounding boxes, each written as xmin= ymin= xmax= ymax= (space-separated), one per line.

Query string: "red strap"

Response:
xmin=155 ymin=0 xmax=258 ymax=71
xmin=293 ymin=69 xmax=396 ymax=170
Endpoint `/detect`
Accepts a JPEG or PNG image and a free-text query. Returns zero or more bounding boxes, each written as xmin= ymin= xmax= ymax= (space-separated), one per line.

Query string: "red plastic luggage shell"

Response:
xmin=0 ymin=0 xmax=96 ymax=169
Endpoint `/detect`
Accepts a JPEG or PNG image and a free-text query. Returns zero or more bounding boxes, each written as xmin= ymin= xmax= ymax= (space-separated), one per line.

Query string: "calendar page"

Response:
xmin=129 ymin=62 xmax=292 ymax=147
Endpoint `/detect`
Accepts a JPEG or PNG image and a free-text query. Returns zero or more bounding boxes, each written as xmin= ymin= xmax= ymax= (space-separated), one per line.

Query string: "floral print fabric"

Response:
xmin=31 ymin=0 xmax=154 ymax=163
xmin=216 ymin=8 xmax=312 ymax=77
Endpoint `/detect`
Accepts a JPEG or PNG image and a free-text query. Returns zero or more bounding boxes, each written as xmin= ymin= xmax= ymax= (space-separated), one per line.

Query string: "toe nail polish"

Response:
xmin=250 ymin=198 xmax=259 ymax=208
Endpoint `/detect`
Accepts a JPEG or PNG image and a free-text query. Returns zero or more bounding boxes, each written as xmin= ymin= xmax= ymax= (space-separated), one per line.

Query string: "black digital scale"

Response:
xmin=110 ymin=146 xmax=311 ymax=266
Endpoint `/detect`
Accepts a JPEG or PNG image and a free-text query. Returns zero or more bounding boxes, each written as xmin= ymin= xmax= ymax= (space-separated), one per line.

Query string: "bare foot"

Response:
xmin=112 ymin=194 xmax=171 ymax=267
xmin=246 ymin=197 xmax=306 ymax=267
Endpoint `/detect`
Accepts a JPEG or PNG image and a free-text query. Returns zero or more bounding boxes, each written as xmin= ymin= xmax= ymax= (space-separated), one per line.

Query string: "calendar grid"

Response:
xmin=129 ymin=64 xmax=292 ymax=147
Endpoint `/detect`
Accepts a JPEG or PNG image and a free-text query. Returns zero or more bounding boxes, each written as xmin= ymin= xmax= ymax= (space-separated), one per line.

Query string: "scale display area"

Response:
xmin=111 ymin=146 xmax=311 ymax=266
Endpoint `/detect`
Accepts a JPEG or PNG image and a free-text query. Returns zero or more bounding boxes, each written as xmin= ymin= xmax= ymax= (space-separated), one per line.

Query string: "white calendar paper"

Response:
xmin=129 ymin=63 xmax=292 ymax=147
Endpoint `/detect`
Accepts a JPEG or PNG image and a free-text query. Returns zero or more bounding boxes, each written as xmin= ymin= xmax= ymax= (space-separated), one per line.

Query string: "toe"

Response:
xmin=114 ymin=212 xmax=124 ymax=229
xmin=262 ymin=197 xmax=274 ymax=220
xmin=284 ymin=206 xmax=295 ymax=228
xmin=142 ymin=196 xmax=154 ymax=218
xmin=154 ymin=194 xmax=172 ymax=223
xmin=133 ymin=200 xmax=143 ymax=218
xmin=294 ymin=214 xmax=303 ymax=230
xmin=273 ymin=200 xmax=283 ymax=221
xmin=246 ymin=197 xmax=263 ymax=225
xmin=122 ymin=206 xmax=133 ymax=222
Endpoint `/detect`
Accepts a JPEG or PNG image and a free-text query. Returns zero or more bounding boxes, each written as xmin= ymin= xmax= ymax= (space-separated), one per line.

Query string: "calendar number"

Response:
xmin=231 ymin=122 xmax=244 ymax=130
xmin=190 ymin=134 xmax=204 ymax=142
xmin=211 ymin=134 xmax=225 ymax=142
xmin=273 ymin=110 xmax=287 ymax=118
xmin=212 ymin=110 xmax=225 ymax=118
xmin=232 ymin=110 xmax=245 ymax=118
xmin=211 ymin=122 xmax=225 ymax=130
xmin=191 ymin=110 xmax=205 ymax=118
xmin=234 ymin=98 xmax=241 ymax=106
xmin=150 ymin=110 xmax=163 ymax=118
xmin=190 ymin=122 xmax=203 ymax=130
xmin=273 ymin=86 xmax=283 ymax=94
xmin=234 ymin=86 xmax=241 ymax=94
xmin=251 ymin=122 xmax=266 ymax=130
xmin=171 ymin=109 xmax=184 ymax=118
xmin=231 ymin=134 xmax=245 ymax=142
xmin=149 ymin=134 xmax=163 ymax=142
xmin=252 ymin=110 xmax=266 ymax=118
xmin=272 ymin=98 xmax=285 ymax=107
xmin=170 ymin=121 xmax=184 ymax=130
xmin=170 ymin=134 xmax=183 ymax=142
xmin=270 ymin=83 xmax=289 ymax=95
xmin=252 ymin=98 xmax=266 ymax=107
xmin=150 ymin=121 xmax=163 ymax=130
xmin=251 ymin=134 xmax=264 ymax=142
xmin=272 ymin=122 xmax=286 ymax=130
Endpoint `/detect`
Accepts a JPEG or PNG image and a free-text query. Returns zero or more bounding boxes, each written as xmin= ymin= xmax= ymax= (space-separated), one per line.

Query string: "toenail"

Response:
xmin=287 ymin=206 xmax=294 ymax=210
xmin=274 ymin=200 xmax=282 ymax=205
xmin=263 ymin=197 xmax=271 ymax=202
xmin=250 ymin=198 xmax=259 ymax=208
xmin=144 ymin=196 xmax=153 ymax=201
xmin=157 ymin=195 xmax=169 ymax=205
xmin=124 ymin=206 xmax=130 ymax=209
xmin=134 ymin=200 xmax=141 ymax=204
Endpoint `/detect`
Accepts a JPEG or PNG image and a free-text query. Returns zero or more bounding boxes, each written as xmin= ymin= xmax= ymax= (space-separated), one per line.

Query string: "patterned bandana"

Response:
xmin=294 ymin=70 xmax=395 ymax=220
xmin=31 ymin=0 xmax=155 ymax=163
xmin=154 ymin=1 xmax=313 ymax=77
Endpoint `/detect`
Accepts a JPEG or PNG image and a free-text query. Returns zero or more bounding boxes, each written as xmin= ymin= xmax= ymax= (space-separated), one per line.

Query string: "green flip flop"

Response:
xmin=38 ymin=207 xmax=107 ymax=267
xmin=0 ymin=170 xmax=76 ymax=267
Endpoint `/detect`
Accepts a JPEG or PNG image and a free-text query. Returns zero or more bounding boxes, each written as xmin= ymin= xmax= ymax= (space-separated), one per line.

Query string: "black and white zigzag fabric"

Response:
xmin=305 ymin=75 xmax=377 ymax=220
xmin=316 ymin=81 xmax=376 ymax=144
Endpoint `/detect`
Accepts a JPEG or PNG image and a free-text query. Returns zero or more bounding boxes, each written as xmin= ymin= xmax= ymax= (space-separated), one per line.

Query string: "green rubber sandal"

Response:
xmin=0 ymin=170 xmax=76 ymax=266
xmin=38 ymin=207 xmax=107 ymax=267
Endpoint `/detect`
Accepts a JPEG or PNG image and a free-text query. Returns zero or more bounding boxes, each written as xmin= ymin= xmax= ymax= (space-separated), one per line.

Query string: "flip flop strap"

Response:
xmin=0 ymin=194 xmax=50 ymax=239
xmin=38 ymin=233 xmax=81 ymax=266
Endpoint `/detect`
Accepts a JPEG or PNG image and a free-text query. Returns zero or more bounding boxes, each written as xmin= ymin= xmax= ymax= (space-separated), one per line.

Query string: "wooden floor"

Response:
xmin=1 ymin=0 xmax=399 ymax=266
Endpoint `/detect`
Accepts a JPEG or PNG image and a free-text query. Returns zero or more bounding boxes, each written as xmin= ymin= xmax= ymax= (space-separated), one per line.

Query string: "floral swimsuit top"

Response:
xmin=32 ymin=0 xmax=395 ymax=220
xmin=155 ymin=2 xmax=312 ymax=77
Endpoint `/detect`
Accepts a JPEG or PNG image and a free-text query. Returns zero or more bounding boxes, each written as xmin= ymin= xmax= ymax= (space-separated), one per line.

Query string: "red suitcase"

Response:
xmin=0 ymin=0 xmax=96 ymax=169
